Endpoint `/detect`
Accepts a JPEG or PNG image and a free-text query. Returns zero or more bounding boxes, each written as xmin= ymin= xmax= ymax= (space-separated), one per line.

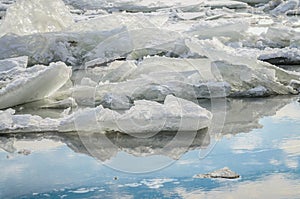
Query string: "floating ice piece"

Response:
xmin=270 ymin=0 xmax=299 ymax=15
xmin=104 ymin=95 xmax=212 ymax=134
xmin=235 ymin=0 xmax=271 ymax=4
xmin=0 ymin=108 xmax=59 ymax=133
xmin=0 ymin=0 xmax=74 ymax=37
xmin=72 ymin=75 xmax=230 ymax=106
xmin=230 ymin=85 xmax=270 ymax=97
xmin=204 ymin=0 xmax=248 ymax=9
xmin=0 ymin=62 xmax=71 ymax=109
xmin=174 ymin=11 xmax=206 ymax=20
xmin=40 ymin=97 xmax=77 ymax=109
xmin=185 ymin=18 xmax=250 ymax=41
xmin=193 ymin=167 xmax=240 ymax=179
xmin=261 ymin=25 xmax=295 ymax=48
xmin=186 ymin=38 xmax=299 ymax=95
xmin=0 ymin=26 xmax=186 ymax=66
xmin=64 ymin=0 xmax=204 ymax=12
xmin=0 ymin=95 xmax=212 ymax=134
xmin=260 ymin=0 xmax=282 ymax=12
xmin=68 ymin=12 xmax=169 ymax=33
xmin=68 ymin=95 xmax=214 ymax=133
xmin=129 ymin=57 xmax=213 ymax=81
xmin=98 ymin=60 xmax=137 ymax=82
xmin=99 ymin=93 xmax=133 ymax=110
xmin=0 ymin=27 xmax=125 ymax=65
xmin=258 ymin=47 xmax=300 ymax=65
xmin=286 ymin=9 xmax=300 ymax=15
xmin=0 ymin=56 xmax=27 ymax=72
xmin=289 ymin=80 xmax=300 ymax=91
xmin=84 ymin=27 xmax=185 ymax=64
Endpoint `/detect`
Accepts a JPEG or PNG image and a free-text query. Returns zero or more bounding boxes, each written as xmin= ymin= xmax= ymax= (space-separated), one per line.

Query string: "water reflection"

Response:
xmin=0 ymin=96 xmax=299 ymax=198
xmin=175 ymin=174 xmax=300 ymax=199
xmin=0 ymin=96 xmax=296 ymax=160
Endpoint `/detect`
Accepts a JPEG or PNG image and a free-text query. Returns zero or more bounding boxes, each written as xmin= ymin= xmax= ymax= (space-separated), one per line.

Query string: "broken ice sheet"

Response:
xmin=84 ymin=27 xmax=186 ymax=65
xmin=185 ymin=18 xmax=250 ymax=41
xmin=258 ymin=47 xmax=300 ymax=65
xmin=0 ymin=0 xmax=74 ymax=36
xmin=64 ymin=0 xmax=204 ymax=12
xmin=0 ymin=27 xmax=127 ymax=66
xmin=186 ymin=38 xmax=300 ymax=95
xmin=68 ymin=12 xmax=169 ymax=33
xmin=0 ymin=95 xmax=212 ymax=134
xmin=0 ymin=56 xmax=27 ymax=72
xmin=0 ymin=61 xmax=71 ymax=109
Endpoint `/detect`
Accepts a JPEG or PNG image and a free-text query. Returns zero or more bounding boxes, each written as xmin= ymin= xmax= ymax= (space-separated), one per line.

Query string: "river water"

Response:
xmin=1 ymin=96 xmax=300 ymax=198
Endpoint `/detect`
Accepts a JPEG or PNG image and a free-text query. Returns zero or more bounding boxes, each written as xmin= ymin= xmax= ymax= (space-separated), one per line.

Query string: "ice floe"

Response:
xmin=186 ymin=38 xmax=300 ymax=95
xmin=0 ymin=95 xmax=212 ymax=134
xmin=0 ymin=0 xmax=74 ymax=36
xmin=0 ymin=0 xmax=300 ymax=136
xmin=0 ymin=61 xmax=71 ymax=109
xmin=193 ymin=167 xmax=240 ymax=179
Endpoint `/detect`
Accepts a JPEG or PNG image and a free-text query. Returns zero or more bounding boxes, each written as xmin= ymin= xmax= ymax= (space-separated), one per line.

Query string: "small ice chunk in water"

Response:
xmin=193 ymin=167 xmax=240 ymax=179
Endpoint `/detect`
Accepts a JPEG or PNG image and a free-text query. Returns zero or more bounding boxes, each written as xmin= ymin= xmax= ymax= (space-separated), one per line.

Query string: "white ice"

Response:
xmin=0 ymin=0 xmax=74 ymax=37
xmin=0 ymin=95 xmax=212 ymax=134
xmin=0 ymin=56 xmax=27 ymax=72
xmin=0 ymin=62 xmax=71 ymax=109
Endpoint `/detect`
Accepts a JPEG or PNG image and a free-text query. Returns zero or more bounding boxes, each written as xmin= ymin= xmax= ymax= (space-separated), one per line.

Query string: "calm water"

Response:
xmin=1 ymin=96 xmax=300 ymax=198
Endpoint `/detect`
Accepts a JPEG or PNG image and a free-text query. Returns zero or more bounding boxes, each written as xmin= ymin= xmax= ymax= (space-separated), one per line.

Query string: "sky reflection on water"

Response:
xmin=0 ymin=96 xmax=300 ymax=198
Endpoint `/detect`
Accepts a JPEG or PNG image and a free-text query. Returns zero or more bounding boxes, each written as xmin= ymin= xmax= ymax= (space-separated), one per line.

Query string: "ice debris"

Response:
xmin=258 ymin=47 xmax=300 ymax=65
xmin=0 ymin=61 xmax=71 ymax=109
xmin=60 ymin=95 xmax=213 ymax=134
xmin=186 ymin=38 xmax=300 ymax=95
xmin=0 ymin=0 xmax=74 ymax=36
xmin=193 ymin=167 xmax=240 ymax=179
xmin=0 ymin=95 xmax=212 ymax=134
xmin=0 ymin=56 xmax=27 ymax=72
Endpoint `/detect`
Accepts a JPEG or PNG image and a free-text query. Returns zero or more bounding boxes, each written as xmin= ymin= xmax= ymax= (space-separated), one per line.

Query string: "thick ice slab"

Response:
xmin=0 ymin=109 xmax=59 ymax=132
xmin=186 ymin=38 xmax=300 ymax=95
xmin=270 ymin=0 xmax=299 ymax=15
xmin=0 ymin=95 xmax=212 ymax=134
xmin=258 ymin=47 xmax=300 ymax=65
xmin=64 ymin=0 xmax=204 ymax=12
xmin=84 ymin=27 xmax=185 ymax=65
xmin=0 ymin=0 xmax=73 ymax=36
xmin=204 ymin=0 xmax=248 ymax=9
xmin=185 ymin=18 xmax=250 ymax=41
xmin=0 ymin=62 xmax=71 ymax=109
xmin=0 ymin=28 xmax=124 ymax=65
xmin=0 ymin=56 xmax=27 ymax=72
